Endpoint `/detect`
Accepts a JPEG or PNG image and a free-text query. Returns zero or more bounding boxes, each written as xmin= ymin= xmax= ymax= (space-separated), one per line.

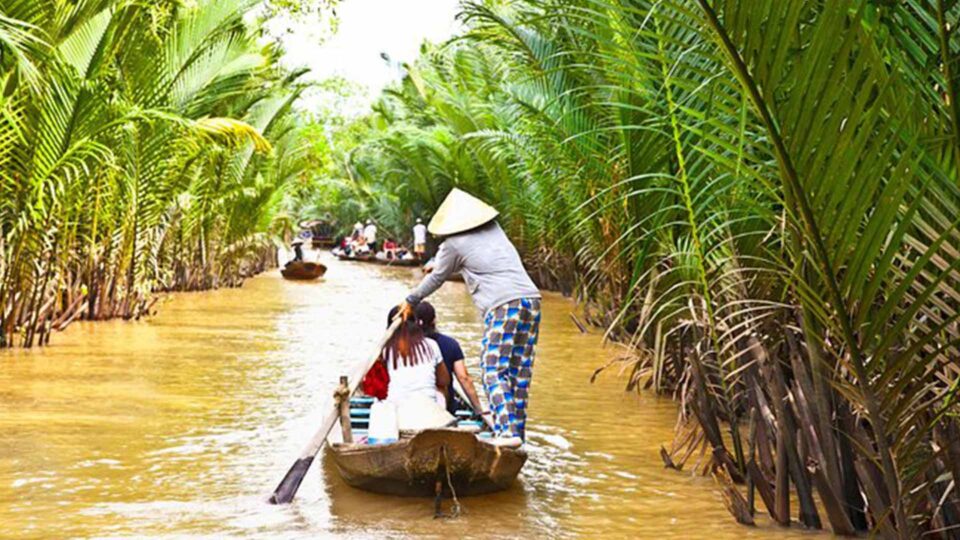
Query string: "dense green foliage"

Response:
xmin=0 ymin=0 xmax=311 ymax=347
xmin=315 ymin=0 xmax=960 ymax=537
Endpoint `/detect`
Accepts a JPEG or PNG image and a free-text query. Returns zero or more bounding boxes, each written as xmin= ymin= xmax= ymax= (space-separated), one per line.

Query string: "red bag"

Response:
xmin=361 ymin=358 xmax=390 ymax=400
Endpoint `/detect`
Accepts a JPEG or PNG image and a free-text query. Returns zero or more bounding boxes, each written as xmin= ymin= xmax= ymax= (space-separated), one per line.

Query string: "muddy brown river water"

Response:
xmin=0 ymin=255 xmax=830 ymax=539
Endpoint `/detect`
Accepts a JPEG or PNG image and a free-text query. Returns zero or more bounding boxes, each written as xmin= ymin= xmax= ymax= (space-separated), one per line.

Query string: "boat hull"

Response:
xmin=337 ymin=253 xmax=373 ymax=262
xmin=280 ymin=261 xmax=327 ymax=280
xmin=373 ymin=258 xmax=420 ymax=267
xmin=328 ymin=429 xmax=526 ymax=497
xmin=337 ymin=254 xmax=421 ymax=267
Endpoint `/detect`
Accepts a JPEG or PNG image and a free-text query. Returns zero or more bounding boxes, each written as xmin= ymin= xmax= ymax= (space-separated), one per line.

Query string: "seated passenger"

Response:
xmin=416 ymin=302 xmax=487 ymax=418
xmin=353 ymin=237 xmax=370 ymax=255
xmin=371 ymin=306 xmax=454 ymax=431
xmin=383 ymin=238 xmax=398 ymax=260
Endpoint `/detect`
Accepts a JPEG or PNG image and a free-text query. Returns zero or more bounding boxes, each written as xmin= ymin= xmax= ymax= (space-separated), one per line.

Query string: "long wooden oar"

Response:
xmin=269 ymin=317 xmax=403 ymax=504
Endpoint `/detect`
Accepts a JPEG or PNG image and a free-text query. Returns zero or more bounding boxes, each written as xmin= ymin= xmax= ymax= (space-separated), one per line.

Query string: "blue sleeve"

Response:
xmin=449 ymin=338 xmax=465 ymax=362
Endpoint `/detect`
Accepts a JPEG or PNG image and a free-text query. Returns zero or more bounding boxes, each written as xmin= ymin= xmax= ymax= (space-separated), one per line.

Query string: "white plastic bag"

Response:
xmin=367 ymin=400 xmax=399 ymax=445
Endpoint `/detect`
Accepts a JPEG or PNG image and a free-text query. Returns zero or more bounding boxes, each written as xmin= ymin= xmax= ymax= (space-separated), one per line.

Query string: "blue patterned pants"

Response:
xmin=481 ymin=298 xmax=542 ymax=439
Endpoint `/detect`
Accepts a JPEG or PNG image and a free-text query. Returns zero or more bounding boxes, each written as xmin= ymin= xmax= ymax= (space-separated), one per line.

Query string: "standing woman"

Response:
xmin=400 ymin=189 xmax=541 ymax=446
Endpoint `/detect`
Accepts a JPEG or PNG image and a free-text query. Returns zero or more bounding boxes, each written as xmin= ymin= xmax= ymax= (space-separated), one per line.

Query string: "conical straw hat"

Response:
xmin=428 ymin=188 xmax=499 ymax=236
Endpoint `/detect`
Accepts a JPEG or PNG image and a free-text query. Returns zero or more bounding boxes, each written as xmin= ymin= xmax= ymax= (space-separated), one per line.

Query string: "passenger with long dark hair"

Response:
xmin=374 ymin=306 xmax=453 ymax=431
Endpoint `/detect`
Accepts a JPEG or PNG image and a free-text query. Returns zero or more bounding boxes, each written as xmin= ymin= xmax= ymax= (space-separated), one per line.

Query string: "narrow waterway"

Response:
xmin=0 ymin=255 xmax=828 ymax=539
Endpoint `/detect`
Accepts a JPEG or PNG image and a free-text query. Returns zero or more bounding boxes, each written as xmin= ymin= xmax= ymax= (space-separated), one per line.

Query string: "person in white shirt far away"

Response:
xmin=363 ymin=219 xmax=378 ymax=253
xmin=413 ymin=217 xmax=428 ymax=260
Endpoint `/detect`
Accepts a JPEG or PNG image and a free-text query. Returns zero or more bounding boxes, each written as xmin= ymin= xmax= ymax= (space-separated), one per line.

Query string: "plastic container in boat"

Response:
xmin=367 ymin=400 xmax=398 ymax=445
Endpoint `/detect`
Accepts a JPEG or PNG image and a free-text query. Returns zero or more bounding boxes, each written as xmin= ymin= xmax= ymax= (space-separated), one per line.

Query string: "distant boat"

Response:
xmin=299 ymin=218 xmax=338 ymax=248
xmin=373 ymin=257 xmax=420 ymax=267
xmin=336 ymin=252 xmax=420 ymax=267
xmin=281 ymin=261 xmax=327 ymax=280
xmin=337 ymin=252 xmax=374 ymax=262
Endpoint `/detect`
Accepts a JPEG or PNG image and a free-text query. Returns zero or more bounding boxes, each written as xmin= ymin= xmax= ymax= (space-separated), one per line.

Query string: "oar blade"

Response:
xmin=268 ymin=456 xmax=315 ymax=505
xmin=267 ymin=317 xmax=402 ymax=505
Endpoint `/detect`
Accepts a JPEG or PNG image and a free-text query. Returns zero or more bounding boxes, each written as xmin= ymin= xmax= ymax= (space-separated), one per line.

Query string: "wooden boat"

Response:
xmin=373 ymin=257 xmax=421 ymax=268
xmin=337 ymin=252 xmax=374 ymax=262
xmin=337 ymin=253 xmax=421 ymax=267
xmin=327 ymin=396 xmax=526 ymax=497
xmin=328 ymin=429 xmax=526 ymax=497
xmin=280 ymin=261 xmax=327 ymax=280
xmin=299 ymin=218 xmax=338 ymax=248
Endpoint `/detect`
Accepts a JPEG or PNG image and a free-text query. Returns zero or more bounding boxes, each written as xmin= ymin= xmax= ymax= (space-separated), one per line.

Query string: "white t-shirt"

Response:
xmin=364 ymin=224 xmax=377 ymax=243
xmin=384 ymin=338 xmax=443 ymax=403
xmin=413 ymin=223 xmax=427 ymax=245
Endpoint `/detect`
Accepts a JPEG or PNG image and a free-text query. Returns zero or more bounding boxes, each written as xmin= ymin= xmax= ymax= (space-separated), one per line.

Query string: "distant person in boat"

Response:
xmin=352 ymin=235 xmax=370 ymax=255
xmin=413 ymin=218 xmax=427 ymax=260
xmin=415 ymin=301 xmax=486 ymax=418
xmin=352 ymin=221 xmax=364 ymax=240
xmin=363 ymin=219 xmax=378 ymax=254
xmin=376 ymin=305 xmax=454 ymax=431
xmin=383 ymin=238 xmax=398 ymax=260
xmin=291 ymin=238 xmax=304 ymax=262
xmin=399 ymin=189 xmax=541 ymax=447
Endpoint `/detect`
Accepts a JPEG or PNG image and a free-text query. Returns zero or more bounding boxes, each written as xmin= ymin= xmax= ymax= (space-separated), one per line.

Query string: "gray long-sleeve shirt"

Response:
xmin=407 ymin=222 xmax=541 ymax=316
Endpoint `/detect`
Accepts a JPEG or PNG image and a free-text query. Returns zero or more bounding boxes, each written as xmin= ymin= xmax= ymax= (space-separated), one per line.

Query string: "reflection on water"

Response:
xmin=0 ymin=254 xmax=828 ymax=539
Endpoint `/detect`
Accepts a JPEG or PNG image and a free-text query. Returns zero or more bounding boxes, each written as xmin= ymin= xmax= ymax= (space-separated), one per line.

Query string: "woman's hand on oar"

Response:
xmin=397 ymin=300 xmax=415 ymax=321
xmin=268 ymin=316 xmax=404 ymax=505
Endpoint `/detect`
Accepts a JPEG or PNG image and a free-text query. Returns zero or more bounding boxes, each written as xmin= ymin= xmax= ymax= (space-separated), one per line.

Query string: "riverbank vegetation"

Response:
xmin=0 ymin=0 xmax=312 ymax=347
xmin=312 ymin=1 xmax=960 ymax=537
